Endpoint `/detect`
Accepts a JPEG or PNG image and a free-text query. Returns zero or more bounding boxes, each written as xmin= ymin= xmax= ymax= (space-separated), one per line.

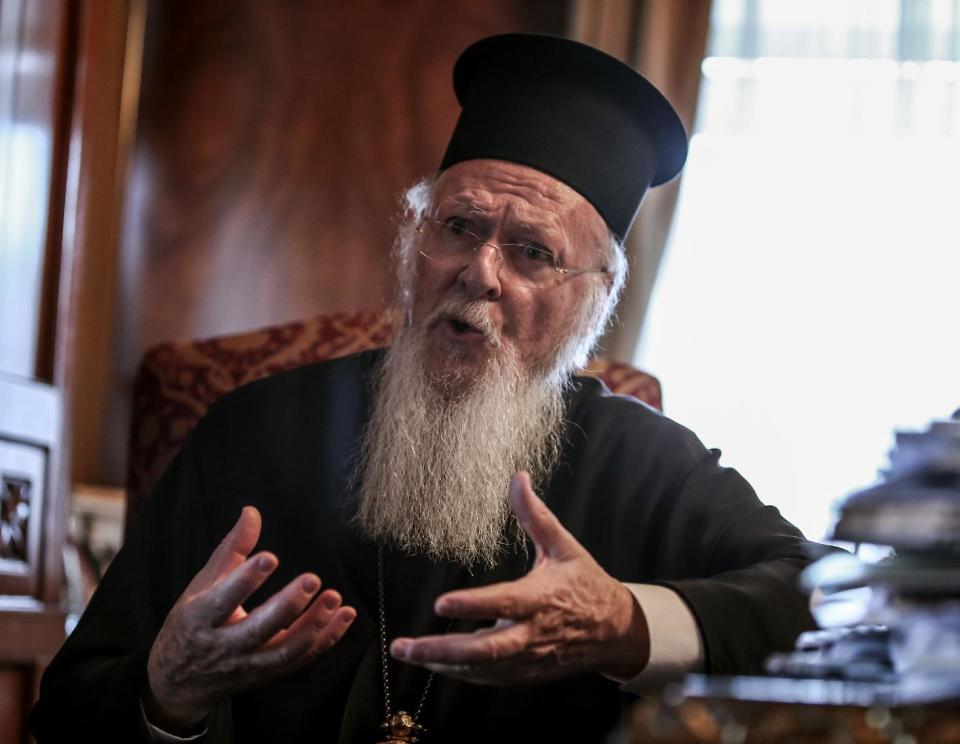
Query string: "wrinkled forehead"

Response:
xmin=433 ymin=160 xmax=608 ymax=245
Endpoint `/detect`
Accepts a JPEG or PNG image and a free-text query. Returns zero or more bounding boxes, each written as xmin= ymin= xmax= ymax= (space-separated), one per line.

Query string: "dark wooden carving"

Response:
xmin=0 ymin=475 xmax=31 ymax=563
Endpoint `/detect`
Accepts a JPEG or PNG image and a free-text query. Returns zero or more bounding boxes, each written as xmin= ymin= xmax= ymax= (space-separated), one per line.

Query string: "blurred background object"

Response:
xmin=639 ymin=0 xmax=960 ymax=543
xmin=633 ymin=413 xmax=960 ymax=741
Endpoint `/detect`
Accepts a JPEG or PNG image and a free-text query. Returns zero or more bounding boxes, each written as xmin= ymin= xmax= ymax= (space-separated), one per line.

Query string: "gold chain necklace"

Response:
xmin=376 ymin=545 xmax=451 ymax=744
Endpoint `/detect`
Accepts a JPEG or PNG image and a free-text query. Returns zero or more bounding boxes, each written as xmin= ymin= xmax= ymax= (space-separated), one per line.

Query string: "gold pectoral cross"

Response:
xmin=378 ymin=711 xmax=425 ymax=743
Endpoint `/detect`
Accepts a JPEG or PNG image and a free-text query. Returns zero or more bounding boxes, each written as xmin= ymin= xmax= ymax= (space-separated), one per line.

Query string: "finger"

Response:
xmin=260 ymin=589 xmax=342 ymax=649
xmin=219 ymin=573 xmax=324 ymax=650
xmin=192 ymin=550 xmax=278 ymax=627
xmin=260 ymin=590 xmax=348 ymax=654
xmin=434 ymin=580 xmax=536 ymax=620
xmin=391 ymin=622 xmax=529 ymax=665
xmin=247 ymin=605 xmax=356 ymax=674
xmin=305 ymin=605 xmax=356 ymax=656
xmin=510 ymin=472 xmax=580 ymax=561
xmin=189 ymin=506 xmax=263 ymax=592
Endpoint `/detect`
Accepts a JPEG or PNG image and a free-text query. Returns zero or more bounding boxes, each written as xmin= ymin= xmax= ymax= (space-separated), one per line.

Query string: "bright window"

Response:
xmin=637 ymin=0 xmax=960 ymax=541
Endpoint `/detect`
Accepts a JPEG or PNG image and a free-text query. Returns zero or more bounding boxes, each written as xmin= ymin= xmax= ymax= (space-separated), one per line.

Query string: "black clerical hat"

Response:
xmin=440 ymin=34 xmax=688 ymax=241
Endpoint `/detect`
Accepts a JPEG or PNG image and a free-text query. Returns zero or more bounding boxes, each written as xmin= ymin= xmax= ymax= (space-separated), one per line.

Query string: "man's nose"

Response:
xmin=457 ymin=243 xmax=503 ymax=300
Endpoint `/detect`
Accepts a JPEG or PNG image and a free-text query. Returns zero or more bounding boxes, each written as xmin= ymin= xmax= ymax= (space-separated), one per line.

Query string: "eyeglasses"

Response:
xmin=416 ymin=217 xmax=611 ymax=290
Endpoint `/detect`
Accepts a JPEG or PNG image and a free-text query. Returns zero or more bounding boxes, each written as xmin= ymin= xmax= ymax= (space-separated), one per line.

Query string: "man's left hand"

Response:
xmin=389 ymin=472 xmax=650 ymax=685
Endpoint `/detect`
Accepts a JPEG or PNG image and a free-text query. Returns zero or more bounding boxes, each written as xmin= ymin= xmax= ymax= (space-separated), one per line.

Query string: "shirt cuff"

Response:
xmin=140 ymin=698 xmax=208 ymax=742
xmin=617 ymin=582 xmax=704 ymax=693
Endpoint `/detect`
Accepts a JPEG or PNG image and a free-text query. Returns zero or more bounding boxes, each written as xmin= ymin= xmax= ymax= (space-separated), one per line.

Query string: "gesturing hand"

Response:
xmin=145 ymin=507 xmax=356 ymax=733
xmin=389 ymin=472 xmax=649 ymax=685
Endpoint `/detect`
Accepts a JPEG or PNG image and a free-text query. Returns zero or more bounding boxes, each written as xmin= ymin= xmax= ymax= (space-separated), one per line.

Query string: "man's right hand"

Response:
xmin=144 ymin=506 xmax=356 ymax=734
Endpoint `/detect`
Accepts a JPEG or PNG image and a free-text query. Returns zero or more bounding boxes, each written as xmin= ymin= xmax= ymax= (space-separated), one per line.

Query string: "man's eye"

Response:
xmin=520 ymin=243 xmax=555 ymax=264
xmin=443 ymin=218 xmax=474 ymax=237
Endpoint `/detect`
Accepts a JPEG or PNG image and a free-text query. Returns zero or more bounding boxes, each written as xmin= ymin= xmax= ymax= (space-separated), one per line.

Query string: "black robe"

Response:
xmin=31 ymin=349 xmax=827 ymax=743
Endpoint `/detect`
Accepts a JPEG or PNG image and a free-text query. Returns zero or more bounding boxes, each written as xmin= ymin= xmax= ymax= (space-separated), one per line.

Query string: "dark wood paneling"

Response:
xmin=60 ymin=0 xmax=139 ymax=487
xmin=0 ymin=667 xmax=26 ymax=744
xmin=29 ymin=0 xmax=76 ymax=385
xmin=0 ymin=600 xmax=65 ymax=667
xmin=101 ymin=0 xmax=566 ymax=484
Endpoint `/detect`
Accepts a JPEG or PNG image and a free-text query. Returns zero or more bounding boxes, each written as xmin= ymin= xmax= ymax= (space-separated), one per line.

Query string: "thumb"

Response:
xmin=510 ymin=472 xmax=580 ymax=562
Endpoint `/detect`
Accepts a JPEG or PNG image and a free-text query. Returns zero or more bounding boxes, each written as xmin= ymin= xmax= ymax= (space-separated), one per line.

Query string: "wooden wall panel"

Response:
xmin=98 ymin=0 xmax=566 ymax=484
xmin=61 ymin=0 xmax=141 ymax=487
xmin=0 ymin=667 xmax=25 ymax=744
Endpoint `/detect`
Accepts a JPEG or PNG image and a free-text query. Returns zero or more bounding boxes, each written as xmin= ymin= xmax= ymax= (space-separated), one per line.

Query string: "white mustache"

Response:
xmin=429 ymin=299 xmax=501 ymax=348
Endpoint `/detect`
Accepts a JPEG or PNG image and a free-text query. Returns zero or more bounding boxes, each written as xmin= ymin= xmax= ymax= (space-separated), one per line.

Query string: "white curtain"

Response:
xmin=638 ymin=0 xmax=960 ymax=540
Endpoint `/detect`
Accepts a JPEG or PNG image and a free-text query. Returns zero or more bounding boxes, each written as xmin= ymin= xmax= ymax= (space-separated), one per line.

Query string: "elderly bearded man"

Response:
xmin=31 ymin=35 xmax=826 ymax=743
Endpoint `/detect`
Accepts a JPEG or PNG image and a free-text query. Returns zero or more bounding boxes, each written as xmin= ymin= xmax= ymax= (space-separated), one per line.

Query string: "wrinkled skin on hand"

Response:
xmin=390 ymin=473 xmax=650 ymax=685
xmin=145 ymin=507 xmax=356 ymax=733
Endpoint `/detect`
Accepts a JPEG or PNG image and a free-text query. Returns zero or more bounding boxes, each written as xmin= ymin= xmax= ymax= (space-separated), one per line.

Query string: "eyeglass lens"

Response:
xmin=420 ymin=220 xmax=560 ymax=288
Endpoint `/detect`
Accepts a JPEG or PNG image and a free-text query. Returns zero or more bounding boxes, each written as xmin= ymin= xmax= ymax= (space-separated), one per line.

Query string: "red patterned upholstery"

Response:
xmin=125 ymin=310 xmax=661 ymax=531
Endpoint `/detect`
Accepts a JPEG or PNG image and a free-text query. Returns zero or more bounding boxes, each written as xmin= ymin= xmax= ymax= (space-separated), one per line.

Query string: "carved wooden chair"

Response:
xmin=125 ymin=309 xmax=662 ymax=533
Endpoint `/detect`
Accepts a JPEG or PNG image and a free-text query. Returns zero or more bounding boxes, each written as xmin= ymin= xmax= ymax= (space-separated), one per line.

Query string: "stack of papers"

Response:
xmin=765 ymin=416 xmax=960 ymax=704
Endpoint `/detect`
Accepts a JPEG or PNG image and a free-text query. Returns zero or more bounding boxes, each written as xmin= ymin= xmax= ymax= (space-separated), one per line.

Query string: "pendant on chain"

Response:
xmin=377 ymin=710 xmax=425 ymax=744
xmin=377 ymin=545 xmax=435 ymax=743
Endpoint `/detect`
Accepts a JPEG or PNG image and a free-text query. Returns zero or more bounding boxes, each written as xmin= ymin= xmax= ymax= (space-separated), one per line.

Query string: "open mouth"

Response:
xmin=430 ymin=306 xmax=500 ymax=347
xmin=447 ymin=316 xmax=483 ymax=337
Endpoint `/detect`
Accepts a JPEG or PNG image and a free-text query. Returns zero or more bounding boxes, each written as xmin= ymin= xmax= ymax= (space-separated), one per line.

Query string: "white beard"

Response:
xmin=352 ymin=314 xmax=567 ymax=568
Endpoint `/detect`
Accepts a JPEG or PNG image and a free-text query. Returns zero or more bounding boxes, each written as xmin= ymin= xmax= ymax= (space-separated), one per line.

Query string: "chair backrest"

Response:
xmin=125 ymin=309 xmax=661 ymax=532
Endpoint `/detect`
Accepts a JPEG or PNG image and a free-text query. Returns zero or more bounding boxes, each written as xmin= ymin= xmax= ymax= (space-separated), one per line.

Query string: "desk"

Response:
xmin=629 ymin=693 xmax=960 ymax=743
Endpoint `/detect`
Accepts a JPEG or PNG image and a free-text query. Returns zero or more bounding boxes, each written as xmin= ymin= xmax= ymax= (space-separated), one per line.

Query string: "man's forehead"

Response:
xmin=434 ymin=160 xmax=605 ymax=235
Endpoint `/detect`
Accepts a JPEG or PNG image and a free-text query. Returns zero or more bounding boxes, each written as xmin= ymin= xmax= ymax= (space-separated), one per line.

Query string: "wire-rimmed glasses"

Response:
xmin=416 ymin=215 xmax=610 ymax=290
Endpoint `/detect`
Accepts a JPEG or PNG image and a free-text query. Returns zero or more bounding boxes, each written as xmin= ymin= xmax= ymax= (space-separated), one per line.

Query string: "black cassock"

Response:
xmin=31 ymin=349 xmax=827 ymax=743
